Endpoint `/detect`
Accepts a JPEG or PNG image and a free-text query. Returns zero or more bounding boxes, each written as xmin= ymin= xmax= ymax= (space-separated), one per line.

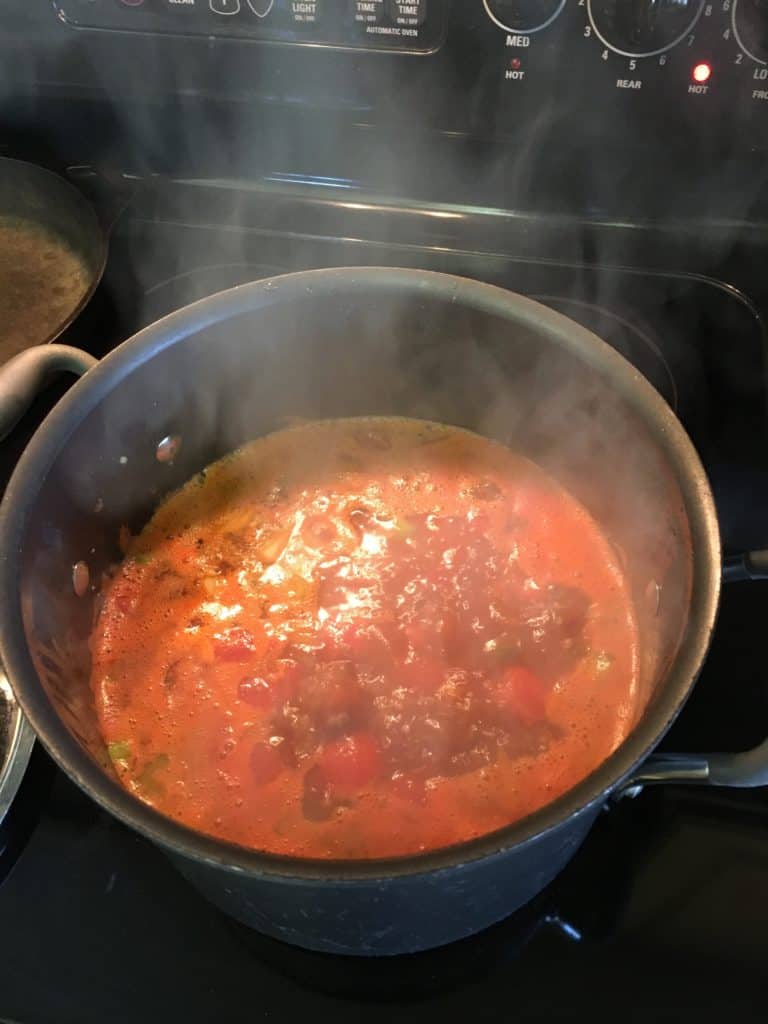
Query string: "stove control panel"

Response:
xmin=473 ymin=1 xmax=768 ymax=124
xmin=52 ymin=0 xmax=443 ymax=52
xmin=47 ymin=1 xmax=768 ymax=131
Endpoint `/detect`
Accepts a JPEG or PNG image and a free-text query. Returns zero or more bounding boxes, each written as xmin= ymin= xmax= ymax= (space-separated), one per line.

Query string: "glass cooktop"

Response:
xmin=1 ymin=182 xmax=767 ymax=1022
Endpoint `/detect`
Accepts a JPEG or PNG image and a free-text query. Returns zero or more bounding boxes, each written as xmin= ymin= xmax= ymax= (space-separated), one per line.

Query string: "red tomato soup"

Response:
xmin=91 ymin=418 xmax=640 ymax=859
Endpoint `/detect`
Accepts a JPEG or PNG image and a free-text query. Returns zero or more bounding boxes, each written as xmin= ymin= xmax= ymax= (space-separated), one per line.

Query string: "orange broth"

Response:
xmin=91 ymin=418 xmax=639 ymax=859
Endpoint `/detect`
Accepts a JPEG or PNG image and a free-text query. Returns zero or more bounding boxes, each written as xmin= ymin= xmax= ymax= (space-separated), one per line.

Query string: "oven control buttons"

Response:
xmin=389 ymin=0 xmax=427 ymax=27
xmin=732 ymin=0 xmax=768 ymax=63
xmin=247 ymin=0 xmax=274 ymax=15
xmin=483 ymin=0 xmax=566 ymax=35
xmin=587 ymin=0 xmax=705 ymax=57
xmin=209 ymin=0 xmax=240 ymax=14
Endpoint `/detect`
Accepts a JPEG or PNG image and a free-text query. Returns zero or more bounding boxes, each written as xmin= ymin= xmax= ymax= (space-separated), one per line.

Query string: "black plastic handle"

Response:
xmin=0 ymin=345 xmax=97 ymax=441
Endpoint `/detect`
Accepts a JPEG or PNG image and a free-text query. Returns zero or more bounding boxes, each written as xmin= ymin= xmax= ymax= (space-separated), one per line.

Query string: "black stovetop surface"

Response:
xmin=1 ymin=190 xmax=767 ymax=1023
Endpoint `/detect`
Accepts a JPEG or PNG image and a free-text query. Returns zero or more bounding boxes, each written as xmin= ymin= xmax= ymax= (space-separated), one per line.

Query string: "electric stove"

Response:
xmin=1 ymin=0 xmax=767 ymax=1019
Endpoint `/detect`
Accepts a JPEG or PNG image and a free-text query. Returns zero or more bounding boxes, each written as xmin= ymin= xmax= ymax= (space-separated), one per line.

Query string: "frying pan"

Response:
xmin=0 ymin=268 xmax=765 ymax=956
xmin=0 ymin=157 xmax=106 ymax=357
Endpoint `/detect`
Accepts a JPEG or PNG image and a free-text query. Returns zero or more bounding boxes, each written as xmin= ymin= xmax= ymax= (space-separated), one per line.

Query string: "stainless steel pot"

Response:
xmin=0 ymin=268 xmax=764 ymax=956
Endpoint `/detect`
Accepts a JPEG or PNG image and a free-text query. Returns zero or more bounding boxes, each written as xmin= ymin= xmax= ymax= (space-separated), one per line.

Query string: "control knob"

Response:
xmin=733 ymin=0 xmax=768 ymax=64
xmin=483 ymin=0 xmax=566 ymax=35
xmin=587 ymin=0 xmax=705 ymax=57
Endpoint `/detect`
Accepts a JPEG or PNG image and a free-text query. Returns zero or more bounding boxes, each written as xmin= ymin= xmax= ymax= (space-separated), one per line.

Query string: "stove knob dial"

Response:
xmin=587 ymin=0 xmax=705 ymax=57
xmin=483 ymin=0 xmax=566 ymax=35
xmin=733 ymin=0 xmax=768 ymax=64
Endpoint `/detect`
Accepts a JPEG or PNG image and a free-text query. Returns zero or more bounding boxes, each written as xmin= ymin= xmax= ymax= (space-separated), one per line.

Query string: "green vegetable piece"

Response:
xmin=137 ymin=753 xmax=170 ymax=795
xmin=108 ymin=740 xmax=132 ymax=764
xmin=393 ymin=517 xmax=415 ymax=539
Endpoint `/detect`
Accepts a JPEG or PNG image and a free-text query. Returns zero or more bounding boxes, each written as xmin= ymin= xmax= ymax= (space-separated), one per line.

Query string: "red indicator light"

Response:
xmin=510 ymin=58 xmax=522 ymax=70
xmin=692 ymin=63 xmax=711 ymax=83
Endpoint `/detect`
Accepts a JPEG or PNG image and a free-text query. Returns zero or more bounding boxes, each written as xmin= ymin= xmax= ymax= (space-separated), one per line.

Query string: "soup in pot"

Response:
xmin=91 ymin=418 xmax=640 ymax=859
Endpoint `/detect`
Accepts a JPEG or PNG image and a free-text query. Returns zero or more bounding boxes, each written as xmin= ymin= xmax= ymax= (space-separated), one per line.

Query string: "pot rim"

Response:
xmin=0 ymin=267 xmax=721 ymax=881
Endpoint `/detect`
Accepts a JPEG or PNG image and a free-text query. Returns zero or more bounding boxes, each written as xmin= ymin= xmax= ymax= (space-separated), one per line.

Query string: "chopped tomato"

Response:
xmin=494 ymin=666 xmax=548 ymax=727
xmin=320 ymin=733 xmax=380 ymax=790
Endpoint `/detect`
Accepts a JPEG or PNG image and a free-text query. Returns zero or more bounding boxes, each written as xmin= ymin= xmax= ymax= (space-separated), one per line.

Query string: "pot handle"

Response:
xmin=722 ymin=550 xmax=768 ymax=581
xmin=618 ymin=746 xmax=768 ymax=795
xmin=618 ymin=551 xmax=768 ymax=795
xmin=0 ymin=345 xmax=97 ymax=441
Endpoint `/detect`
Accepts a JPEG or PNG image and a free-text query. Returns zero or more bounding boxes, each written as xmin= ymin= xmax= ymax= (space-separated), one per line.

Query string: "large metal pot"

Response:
xmin=0 ymin=268 xmax=764 ymax=956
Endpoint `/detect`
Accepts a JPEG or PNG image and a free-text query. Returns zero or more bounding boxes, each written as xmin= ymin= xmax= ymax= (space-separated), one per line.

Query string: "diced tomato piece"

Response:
xmin=213 ymin=627 xmax=257 ymax=662
xmin=320 ymin=733 xmax=380 ymax=791
xmin=250 ymin=742 xmax=283 ymax=785
xmin=238 ymin=676 xmax=273 ymax=710
xmin=494 ymin=666 xmax=548 ymax=727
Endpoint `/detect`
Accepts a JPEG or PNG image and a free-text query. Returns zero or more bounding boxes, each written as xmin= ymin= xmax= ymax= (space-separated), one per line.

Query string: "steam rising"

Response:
xmin=6 ymin=9 xmax=711 ymax=783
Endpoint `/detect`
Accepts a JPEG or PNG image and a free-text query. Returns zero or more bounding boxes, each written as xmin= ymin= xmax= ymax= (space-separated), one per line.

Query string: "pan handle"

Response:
xmin=617 ymin=553 xmax=768 ymax=796
xmin=0 ymin=345 xmax=97 ymax=441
